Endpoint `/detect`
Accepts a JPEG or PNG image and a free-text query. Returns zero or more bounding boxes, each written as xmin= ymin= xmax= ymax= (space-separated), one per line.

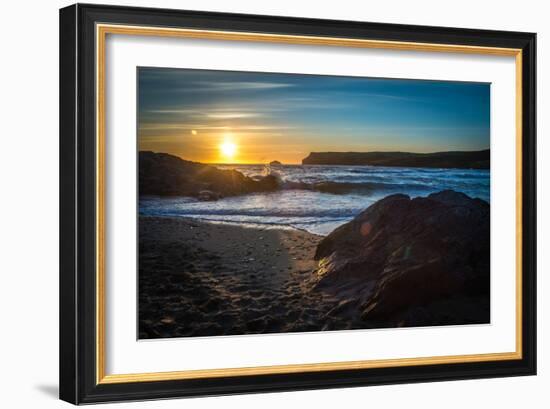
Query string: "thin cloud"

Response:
xmin=192 ymin=81 xmax=295 ymax=91
xmin=139 ymin=123 xmax=297 ymax=132
xmin=206 ymin=112 xmax=261 ymax=119
xmin=148 ymin=109 xmax=201 ymax=115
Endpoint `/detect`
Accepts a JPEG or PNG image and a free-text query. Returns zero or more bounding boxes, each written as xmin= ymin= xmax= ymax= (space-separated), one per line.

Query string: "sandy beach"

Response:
xmin=139 ymin=188 xmax=490 ymax=339
xmin=139 ymin=216 xmax=366 ymax=339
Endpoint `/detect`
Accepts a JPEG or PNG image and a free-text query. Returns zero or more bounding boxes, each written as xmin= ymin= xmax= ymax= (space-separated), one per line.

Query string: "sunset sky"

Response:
xmin=138 ymin=67 xmax=490 ymax=164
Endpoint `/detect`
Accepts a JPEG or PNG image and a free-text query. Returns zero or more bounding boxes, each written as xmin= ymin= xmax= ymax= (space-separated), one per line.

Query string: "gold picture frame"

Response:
xmin=60 ymin=4 xmax=536 ymax=404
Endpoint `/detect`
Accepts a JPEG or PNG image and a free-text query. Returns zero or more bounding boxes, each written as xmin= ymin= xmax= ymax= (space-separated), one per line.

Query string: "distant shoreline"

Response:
xmin=214 ymin=162 xmax=491 ymax=170
xmin=301 ymin=149 xmax=490 ymax=169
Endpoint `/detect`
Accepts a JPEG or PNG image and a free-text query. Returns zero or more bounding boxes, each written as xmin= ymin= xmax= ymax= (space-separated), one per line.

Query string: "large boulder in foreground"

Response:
xmin=139 ymin=151 xmax=278 ymax=198
xmin=314 ymin=190 xmax=490 ymax=327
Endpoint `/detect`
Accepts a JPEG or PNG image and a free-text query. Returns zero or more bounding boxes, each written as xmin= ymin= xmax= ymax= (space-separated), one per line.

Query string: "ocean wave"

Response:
xmin=309 ymin=180 xmax=434 ymax=194
xmin=236 ymin=165 xmax=452 ymax=194
xmin=140 ymin=164 xmax=490 ymax=235
xmin=140 ymin=206 xmax=359 ymax=219
xmin=217 ymin=164 xmax=488 ymax=195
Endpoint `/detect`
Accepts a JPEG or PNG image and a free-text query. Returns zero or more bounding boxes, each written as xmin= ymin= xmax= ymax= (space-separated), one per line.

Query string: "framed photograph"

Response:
xmin=59 ymin=3 xmax=536 ymax=404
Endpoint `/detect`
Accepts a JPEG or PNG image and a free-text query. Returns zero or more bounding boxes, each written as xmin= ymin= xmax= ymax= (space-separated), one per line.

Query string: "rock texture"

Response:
xmin=313 ymin=190 xmax=490 ymax=327
xmin=139 ymin=151 xmax=279 ymax=198
xmin=302 ymin=150 xmax=490 ymax=169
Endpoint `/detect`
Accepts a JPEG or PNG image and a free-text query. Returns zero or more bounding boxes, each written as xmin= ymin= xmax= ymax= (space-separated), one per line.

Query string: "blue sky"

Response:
xmin=138 ymin=67 xmax=490 ymax=164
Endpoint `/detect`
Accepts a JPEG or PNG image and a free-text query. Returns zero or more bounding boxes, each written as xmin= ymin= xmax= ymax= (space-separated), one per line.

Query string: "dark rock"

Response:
xmin=198 ymin=190 xmax=221 ymax=201
xmin=314 ymin=190 xmax=490 ymax=327
xmin=325 ymin=299 xmax=359 ymax=318
xmin=269 ymin=160 xmax=282 ymax=166
xmin=139 ymin=151 xmax=280 ymax=197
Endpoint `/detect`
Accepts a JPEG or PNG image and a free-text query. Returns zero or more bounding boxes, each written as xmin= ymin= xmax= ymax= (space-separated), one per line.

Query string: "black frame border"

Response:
xmin=60 ymin=3 xmax=536 ymax=404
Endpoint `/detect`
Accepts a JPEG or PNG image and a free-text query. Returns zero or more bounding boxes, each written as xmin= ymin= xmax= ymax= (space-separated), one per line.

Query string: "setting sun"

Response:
xmin=220 ymin=140 xmax=237 ymax=160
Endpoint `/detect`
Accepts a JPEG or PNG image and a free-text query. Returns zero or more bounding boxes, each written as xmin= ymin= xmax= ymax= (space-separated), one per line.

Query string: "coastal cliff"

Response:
xmin=302 ymin=150 xmax=490 ymax=169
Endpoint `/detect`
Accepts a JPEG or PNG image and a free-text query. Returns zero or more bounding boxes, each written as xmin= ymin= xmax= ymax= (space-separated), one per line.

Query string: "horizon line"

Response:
xmin=140 ymin=147 xmax=490 ymax=166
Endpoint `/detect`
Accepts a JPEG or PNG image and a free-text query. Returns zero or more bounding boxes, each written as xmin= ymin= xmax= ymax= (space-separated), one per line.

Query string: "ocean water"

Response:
xmin=139 ymin=164 xmax=490 ymax=236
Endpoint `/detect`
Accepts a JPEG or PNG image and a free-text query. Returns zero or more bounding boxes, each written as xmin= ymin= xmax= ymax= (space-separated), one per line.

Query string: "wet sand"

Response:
xmin=139 ymin=216 xmax=367 ymax=339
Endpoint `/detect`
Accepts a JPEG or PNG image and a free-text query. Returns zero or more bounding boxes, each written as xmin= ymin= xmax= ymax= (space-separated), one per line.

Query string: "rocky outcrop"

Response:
xmin=302 ymin=150 xmax=490 ymax=169
xmin=269 ymin=160 xmax=282 ymax=166
xmin=314 ymin=190 xmax=490 ymax=327
xmin=139 ymin=151 xmax=279 ymax=198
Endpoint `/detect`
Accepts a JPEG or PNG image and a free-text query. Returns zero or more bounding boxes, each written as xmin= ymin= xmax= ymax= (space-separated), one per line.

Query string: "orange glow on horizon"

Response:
xmin=138 ymin=125 xmax=448 ymax=165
